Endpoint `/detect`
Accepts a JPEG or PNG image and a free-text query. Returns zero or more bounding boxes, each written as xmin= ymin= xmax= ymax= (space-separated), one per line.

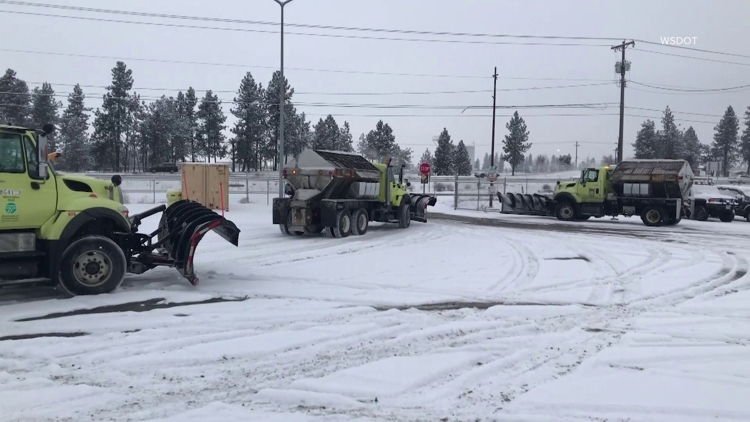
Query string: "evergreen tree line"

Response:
xmin=633 ymin=105 xmax=750 ymax=176
xmin=0 ymin=64 xmax=413 ymax=172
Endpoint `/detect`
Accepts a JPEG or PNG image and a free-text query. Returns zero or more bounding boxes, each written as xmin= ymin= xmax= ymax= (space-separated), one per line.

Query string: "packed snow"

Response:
xmin=2 ymin=195 xmax=750 ymax=421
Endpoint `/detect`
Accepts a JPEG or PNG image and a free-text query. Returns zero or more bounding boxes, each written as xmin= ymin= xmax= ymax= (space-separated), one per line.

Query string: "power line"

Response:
xmin=0 ymin=9 xmax=614 ymax=48
xmin=634 ymin=48 xmax=750 ymax=67
xmin=0 ymin=0 xmax=628 ymax=42
xmin=23 ymin=81 xmax=613 ymax=96
xmin=7 ymin=0 xmax=750 ymax=61
xmin=0 ymin=48 xmax=611 ymax=82
xmin=636 ymin=40 xmax=750 ymax=61
xmin=630 ymin=80 xmax=750 ymax=93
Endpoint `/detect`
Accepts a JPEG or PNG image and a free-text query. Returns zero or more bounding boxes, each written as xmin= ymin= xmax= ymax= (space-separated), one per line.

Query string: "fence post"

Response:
xmin=245 ymin=172 xmax=249 ymax=202
xmin=454 ymin=173 xmax=459 ymax=210
xmin=267 ymin=179 xmax=270 ymax=205
xmin=525 ymin=177 xmax=528 ymax=193
xmin=152 ymin=177 xmax=156 ymax=203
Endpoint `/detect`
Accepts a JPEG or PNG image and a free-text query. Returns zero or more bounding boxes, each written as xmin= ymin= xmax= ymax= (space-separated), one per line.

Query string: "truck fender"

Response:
xmin=42 ymin=207 xmax=131 ymax=286
xmin=41 ymin=197 xmax=130 ymax=241
xmin=553 ymin=192 xmax=579 ymax=206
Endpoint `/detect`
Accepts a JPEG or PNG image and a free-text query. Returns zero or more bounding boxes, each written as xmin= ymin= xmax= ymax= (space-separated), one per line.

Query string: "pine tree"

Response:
xmin=58 ymin=84 xmax=92 ymax=172
xmin=420 ymin=148 xmax=433 ymax=165
xmin=681 ymin=126 xmax=702 ymax=173
xmin=535 ymin=155 xmax=549 ymax=172
xmin=362 ymin=120 xmax=398 ymax=162
xmin=482 ymin=152 xmax=490 ymax=170
xmin=433 ymin=128 xmax=455 ymax=175
xmin=180 ymin=87 xmax=199 ymax=162
xmin=337 ymin=121 xmax=354 ymax=151
xmin=656 ymin=106 xmax=682 ymax=159
xmin=0 ymin=69 xmax=31 ymax=126
xmin=394 ymin=146 xmax=413 ymax=167
xmin=711 ymin=106 xmax=740 ymax=177
xmin=30 ymin=82 xmax=62 ymax=151
xmin=454 ymin=140 xmax=473 ymax=175
xmin=92 ymin=61 xmax=135 ymax=171
xmin=474 ymin=158 xmax=480 ymax=170
xmin=740 ymin=106 xmax=750 ymax=174
xmin=502 ymin=111 xmax=531 ymax=175
xmin=633 ymin=119 xmax=658 ymax=159
xmin=312 ymin=115 xmax=340 ymax=150
xmin=197 ymin=90 xmax=227 ymax=163
xmin=266 ymin=71 xmax=295 ymax=169
xmin=287 ymin=111 xmax=311 ymax=161
xmin=230 ymin=72 xmax=266 ymax=171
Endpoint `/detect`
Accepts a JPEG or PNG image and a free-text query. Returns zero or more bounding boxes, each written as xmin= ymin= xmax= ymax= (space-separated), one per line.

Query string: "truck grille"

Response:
xmin=0 ymin=232 xmax=36 ymax=253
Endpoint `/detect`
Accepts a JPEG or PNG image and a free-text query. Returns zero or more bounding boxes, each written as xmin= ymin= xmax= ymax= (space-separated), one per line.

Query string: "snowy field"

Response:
xmin=2 ymin=196 xmax=750 ymax=421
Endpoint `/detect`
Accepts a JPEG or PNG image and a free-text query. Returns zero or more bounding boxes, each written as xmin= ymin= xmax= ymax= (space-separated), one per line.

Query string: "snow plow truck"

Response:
xmin=499 ymin=159 xmax=694 ymax=226
xmin=0 ymin=124 xmax=240 ymax=296
xmin=273 ymin=149 xmax=437 ymax=238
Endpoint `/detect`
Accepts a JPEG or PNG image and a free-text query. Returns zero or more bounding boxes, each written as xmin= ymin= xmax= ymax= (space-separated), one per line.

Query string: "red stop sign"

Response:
xmin=419 ymin=162 xmax=431 ymax=174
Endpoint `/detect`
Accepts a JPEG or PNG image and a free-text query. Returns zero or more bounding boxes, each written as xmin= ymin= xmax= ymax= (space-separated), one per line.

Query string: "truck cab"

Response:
xmin=553 ymin=166 xmax=611 ymax=220
xmin=0 ymin=124 xmax=132 ymax=294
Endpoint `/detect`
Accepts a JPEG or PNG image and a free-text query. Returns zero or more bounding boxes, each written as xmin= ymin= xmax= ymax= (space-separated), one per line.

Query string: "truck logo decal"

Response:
xmin=5 ymin=201 xmax=17 ymax=214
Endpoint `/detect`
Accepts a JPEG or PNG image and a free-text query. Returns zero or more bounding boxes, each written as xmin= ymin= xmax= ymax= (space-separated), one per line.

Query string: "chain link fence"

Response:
xmin=80 ymin=172 xmax=565 ymax=209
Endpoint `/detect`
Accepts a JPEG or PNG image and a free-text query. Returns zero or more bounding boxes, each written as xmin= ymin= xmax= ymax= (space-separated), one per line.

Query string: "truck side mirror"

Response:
xmin=36 ymin=132 xmax=49 ymax=180
xmin=111 ymin=175 xmax=122 ymax=187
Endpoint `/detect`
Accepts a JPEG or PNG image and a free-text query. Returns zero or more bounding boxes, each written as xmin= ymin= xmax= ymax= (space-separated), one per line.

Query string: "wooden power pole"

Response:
xmin=489 ymin=66 xmax=498 ymax=208
xmin=611 ymin=40 xmax=634 ymax=163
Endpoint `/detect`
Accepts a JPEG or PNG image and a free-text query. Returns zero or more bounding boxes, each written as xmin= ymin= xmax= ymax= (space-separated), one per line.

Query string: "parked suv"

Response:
xmin=149 ymin=162 xmax=179 ymax=173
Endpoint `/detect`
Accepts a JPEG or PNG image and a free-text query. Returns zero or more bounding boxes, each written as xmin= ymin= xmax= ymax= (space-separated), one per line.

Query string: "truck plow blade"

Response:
xmin=157 ymin=200 xmax=240 ymax=285
xmin=410 ymin=194 xmax=437 ymax=222
xmin=498 ymin=192 xmax=554 ymax=216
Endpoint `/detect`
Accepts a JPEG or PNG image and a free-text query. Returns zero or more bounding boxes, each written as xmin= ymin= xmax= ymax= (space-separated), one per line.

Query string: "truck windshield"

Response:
xmin=0 ymin=133 xmax=25 ymax=173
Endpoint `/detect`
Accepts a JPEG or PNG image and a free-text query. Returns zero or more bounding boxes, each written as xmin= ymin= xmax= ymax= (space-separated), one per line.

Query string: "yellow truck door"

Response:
xmin=0 ymin=133 xmax=57 ymax=229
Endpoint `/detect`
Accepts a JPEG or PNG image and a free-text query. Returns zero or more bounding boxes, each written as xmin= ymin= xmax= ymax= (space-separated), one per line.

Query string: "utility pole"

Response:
xmin=273 ymin=0 xmax=294 ymax=198
xmin=575 ymin=141 xmax=580 ymax=169
xmin=611 ymin=40 xmax=634 ymax=164
xmin=489 ymin=66 xmax=498 ymax=208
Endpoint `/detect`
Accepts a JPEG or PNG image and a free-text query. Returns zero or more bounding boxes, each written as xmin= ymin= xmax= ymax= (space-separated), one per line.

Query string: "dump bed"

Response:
xmin=284 ymin=149 xmax=382 ymax=200
xmin=610 ymin=159 xmax=693 ymax=200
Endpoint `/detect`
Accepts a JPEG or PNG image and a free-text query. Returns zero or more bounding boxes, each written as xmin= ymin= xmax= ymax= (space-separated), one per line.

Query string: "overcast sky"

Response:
xmin=3 ymin=0 xmax=750 ymax=165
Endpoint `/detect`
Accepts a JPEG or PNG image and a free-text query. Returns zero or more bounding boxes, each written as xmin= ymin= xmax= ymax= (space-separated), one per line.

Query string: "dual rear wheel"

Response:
xmin=326 ymin=208 xmax=369 ymax=238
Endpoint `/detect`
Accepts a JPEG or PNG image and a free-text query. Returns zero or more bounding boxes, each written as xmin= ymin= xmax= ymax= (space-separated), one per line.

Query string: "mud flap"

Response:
xmin=409 ymin=194 xmax=437 ymax=223
xmin=157 ymin=200 xmax=240 ymax=286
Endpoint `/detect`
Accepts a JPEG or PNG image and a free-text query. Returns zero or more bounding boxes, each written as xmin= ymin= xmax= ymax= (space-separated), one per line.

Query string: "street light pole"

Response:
xmin=274 ymin=0 xmax=293 ymax=198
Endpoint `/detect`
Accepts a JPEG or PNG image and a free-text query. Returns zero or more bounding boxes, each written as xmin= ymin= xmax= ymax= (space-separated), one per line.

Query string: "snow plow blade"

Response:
xmin=157 ymin=200 xmax=240 ymax=285
xmin=498 ymin=192 xmax=554 ymax=216
xmin=410 ymin=193 xmax=437 ymax=223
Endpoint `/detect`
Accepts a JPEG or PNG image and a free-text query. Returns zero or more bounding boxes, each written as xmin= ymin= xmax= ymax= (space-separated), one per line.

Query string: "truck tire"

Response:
xmin=351 ymin=208 xmax=369 ymax=235
xmin=333 ymin=209 xmax=352 ymax=238
xmin=640 ymin=206 xmax=666 ymax=227
xmin=280 ymin=210 xmax=304 ymax=236
xmin=666 ymin=215 xmax=681 ymax=226
xmin=719 ymin=209 xmax=735 ymax=222
xmin=398 ymin=198 xmax=411 ymax=228
xmin=58 ymin=235 xmax=127 ymax=296
xmin=554 ymin=201 xmax=577 ymax=222
xmin=694 ymin=205 xmax=709 ymax=221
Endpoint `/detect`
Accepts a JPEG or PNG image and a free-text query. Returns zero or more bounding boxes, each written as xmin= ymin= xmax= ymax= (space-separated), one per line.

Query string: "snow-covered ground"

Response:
xmin=2 ymin=196 xmax=750 ymax=421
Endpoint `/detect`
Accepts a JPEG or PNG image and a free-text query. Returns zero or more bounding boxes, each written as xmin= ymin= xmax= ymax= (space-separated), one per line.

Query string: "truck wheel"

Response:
xmin=554 ymin=201 xmax=577 ymax=222
xmin=58 ymin=235 xmax=127 ymax=296
xmin=282 ymin=210 xmax=304 ymax=236
xmin=333 ymin=209 xmax=352 ymax=238
xmin=640 ymin=206 xmax=666 ymax=227
xmin=719 ymin=210 xmax=735 ymax=222
xmin=351 ymin=208 xmax=369 ymax=235
xmin=694 ymin=205 xmax=709 ymax=221
xmin=666 ymin=215 xmax=682 ymax=226
xmin=398 ymin=200 xmax=411 ymax=228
